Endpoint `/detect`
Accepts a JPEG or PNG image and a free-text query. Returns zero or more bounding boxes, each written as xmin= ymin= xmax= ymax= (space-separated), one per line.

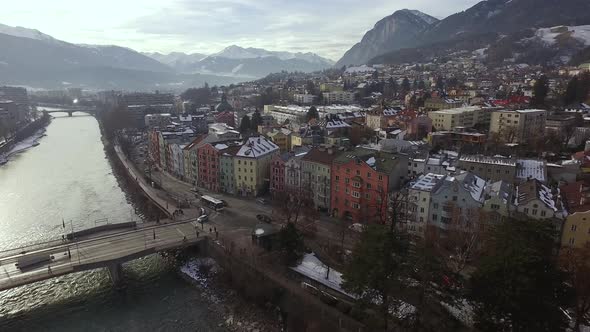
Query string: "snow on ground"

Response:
xmin=231 ymin=63 xmax=243 ymax=74
xmin=536 ymin=25 xmax=590 ymax=46
xmin=2 ymin=128 xmax=45 ymax=162
xmin=179 ymin=257 xmax=220 ymax=288
xmin=440 ymin=299 xmax=474 ymax=327
xmin=291 ymin=253 xmax=357 ymax=298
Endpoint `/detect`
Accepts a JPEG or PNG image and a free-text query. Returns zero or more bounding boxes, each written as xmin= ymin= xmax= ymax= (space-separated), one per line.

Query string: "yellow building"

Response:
xmin=489 ymin=109 xmax=547 ymax=143
xmin=428 ymin=106 xmax=489 ymax=131
xmin=266 ymin=128 xmax=292 ymax=152
xmin=234 ymin=136 xmax=280 ymax=196
xmin=562 ymin=211 xmax=590 ymax=248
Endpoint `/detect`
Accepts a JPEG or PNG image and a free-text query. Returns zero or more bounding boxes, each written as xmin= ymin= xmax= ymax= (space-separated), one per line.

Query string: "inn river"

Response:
xmin=0 ymin=113 xmax=224 ymax=331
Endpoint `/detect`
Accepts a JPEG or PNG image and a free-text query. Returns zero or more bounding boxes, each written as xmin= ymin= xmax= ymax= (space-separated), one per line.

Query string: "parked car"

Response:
xmin=348 ymin=223 xmax=365 ymax=233
xmin=256 ymin=214 xmax=272 ymax=223
xmin=256 ymin=198 xmax=267 ymax=205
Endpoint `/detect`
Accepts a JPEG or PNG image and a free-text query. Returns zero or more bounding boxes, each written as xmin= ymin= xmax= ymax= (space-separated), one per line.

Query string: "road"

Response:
xmin=128 ymin=141 xmax=359 ymax=251
xmin=0 ymin=221 xmax=202 ymax=291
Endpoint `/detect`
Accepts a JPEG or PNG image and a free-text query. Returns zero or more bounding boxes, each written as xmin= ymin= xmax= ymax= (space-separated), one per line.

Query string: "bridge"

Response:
xmin=36 ymin=104 xmax=98 ymax=117
xmin=0 ymin=220 xmax=205 ymax=292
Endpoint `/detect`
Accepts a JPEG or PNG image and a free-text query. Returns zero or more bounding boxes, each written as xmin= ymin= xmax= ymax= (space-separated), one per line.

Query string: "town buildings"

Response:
xmin=489 ymin=109 xmax=547 ymax=143
xmin=301 ymin=147 xmax=340 ymax=211
xmin=330 ymin=147 xmax=408 ymax=223
xmin=234 ymin=136 xmax=280 ymax=196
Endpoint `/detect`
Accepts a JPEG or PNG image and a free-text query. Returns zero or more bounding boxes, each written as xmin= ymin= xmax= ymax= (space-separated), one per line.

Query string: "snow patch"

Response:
xmin=535 ymin=25 xmax=590 ymax=46
xmin=231 ymin=63 xmax=243 ymax=74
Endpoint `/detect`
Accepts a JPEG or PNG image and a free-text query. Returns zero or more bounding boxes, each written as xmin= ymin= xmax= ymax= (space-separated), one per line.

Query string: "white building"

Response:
xmin=322 ymin=91 xmax=356 ymax=105
xmin=293 ymin=94 xmax=316 ymax=105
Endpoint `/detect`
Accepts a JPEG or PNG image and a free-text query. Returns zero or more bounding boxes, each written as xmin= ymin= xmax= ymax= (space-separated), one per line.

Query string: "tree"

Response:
xmin=401 ymin=77 xmax=411 ymax=94
xmin=343 ymin=224 xmax=411 ymax=329
xmin=277 ymin=222 xmax=305 ymax=266
xmin=250 ymin=110 xmax=262 ymax=131
xmin=564 ymin=76 xmax=580 ymax=105
xmin=470 ymin=219 xmax=571 ymax=332
xmin=305 ymin=80 xmax=316 ymax=94
xmin=239 ymin=115 xmax=251 ymax=134
xmin=436 ymin=76 xmax=445 ymax=90
xmin=531 ymin=75 xmax=549 ymax=107
xmin=418 ymin=80 xmax=426 ymax=90
xmin=559 ymin=244 xmax=590 ymax=332
xmin=306 ymin=106 xmax=319 ymax=122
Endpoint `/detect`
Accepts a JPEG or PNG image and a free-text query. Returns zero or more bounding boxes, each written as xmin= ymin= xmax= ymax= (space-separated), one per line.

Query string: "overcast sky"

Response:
xmin=2 ymin=0 xmax=481 ymax=60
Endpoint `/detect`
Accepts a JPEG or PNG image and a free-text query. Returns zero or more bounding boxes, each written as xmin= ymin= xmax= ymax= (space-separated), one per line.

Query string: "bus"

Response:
xmin=201 ymin=195 xmax=224 ymax=211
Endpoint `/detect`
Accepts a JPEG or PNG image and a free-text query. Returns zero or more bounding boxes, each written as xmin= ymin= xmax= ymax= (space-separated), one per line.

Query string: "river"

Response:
xmin=0 ymin=113 xmax=224 ymax=331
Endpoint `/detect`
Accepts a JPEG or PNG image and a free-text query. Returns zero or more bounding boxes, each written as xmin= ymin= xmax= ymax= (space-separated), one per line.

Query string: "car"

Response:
xmin=197 ymin=214 xmax=209 ymax=223
xmin=256 ymin=214 xmax=272 ymax=223
xmin=348 ymin=223 xmax=365 ymax=233
xmin=220 ymin=199 xmax=228 ymax=207
xmin=256 ymin=198 xmax=267 ymax=205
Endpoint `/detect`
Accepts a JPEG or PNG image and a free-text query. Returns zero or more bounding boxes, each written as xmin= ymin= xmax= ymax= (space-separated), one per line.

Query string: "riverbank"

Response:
xmin=0 ymin=114 xmax=51 ymax=165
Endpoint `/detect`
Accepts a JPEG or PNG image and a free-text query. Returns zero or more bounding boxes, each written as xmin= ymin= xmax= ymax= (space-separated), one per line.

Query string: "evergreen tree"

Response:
xmin=239 ymin=115 xmax=251 ymax=134
xmin=306 ymin=106 xmax=319 ymax=121
xmin=470 ymin=219 xmax=571 ymax=332
xmin=412 ymin=79 xmax=419 ymax=90
xmin=277 ymin=222 xmax=304 ymax=266
xmin=343 ymin=225 xmax=411 ymax=330
xmin=401 ymin=77 xmax=411 ymax=93
xmin=564 ymin=76 xmax=579 ymax=105
xmin=250 ymin=110 xmax=263 ymax=131
xmin=436 ymin=76 xmax=445 ymax=90
xmin=418 ymin=80 xmax=426 ymax=90
xmin=531 ymin=75 xmax=549 ymax=107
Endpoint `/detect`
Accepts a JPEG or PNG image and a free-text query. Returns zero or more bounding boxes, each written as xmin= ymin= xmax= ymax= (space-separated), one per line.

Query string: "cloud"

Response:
xmin=2 ymin=0 xmax=482 ymax=61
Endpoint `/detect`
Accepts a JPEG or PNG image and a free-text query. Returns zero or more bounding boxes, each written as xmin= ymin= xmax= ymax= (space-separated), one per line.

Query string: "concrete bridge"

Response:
xmin=36 ymin=104 xmax=98 ymax=117
xmin=0 ymin=220 xmax=204 ymax=292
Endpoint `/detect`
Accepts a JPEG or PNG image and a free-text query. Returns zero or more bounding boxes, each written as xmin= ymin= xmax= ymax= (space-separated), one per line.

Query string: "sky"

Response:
xmin=1 ymin=0 xmax=481 ymax=61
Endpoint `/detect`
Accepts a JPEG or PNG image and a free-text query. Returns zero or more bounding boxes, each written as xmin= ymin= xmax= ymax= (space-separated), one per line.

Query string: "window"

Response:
xmin=571 ymin=224 xmax=577 ymax=232
xmin=238 ymin=160 xmax=241 ymax=165
xmin=367 ymin=183 xmax=372 ymax=189
xmin=365 ymin=193 xmax=370 ymax=199
xmin=345 ymin=178 xmax=350 ymax=184
xmin=378 ymin=175 xmax=383 ymax=181
xmin=335 ymin=176 xmax=340 ymax=182
xmin=441 ymin=217 xmax=452 ymax=224
xmin=570 ymin=238 xmax=575 ymax=245
xmin=420 ymin=207 xmax=425 ymax=213
xmin=452 ymin=196 xmax=457 ymax=202
xmin=346 ymin=168 xmax=350 ymax=174
xmin=352 ymin=182 xmax=361 ymax=188
xmin=532 ymin=209 xmax=537 ymax=216
xmin=352 ymin=191 xmax=360 ymax=198
xmin=433 ymin=203 xmax=439 ymax=209
xmin=356 ymin=170 xmax=360 ymax=176
xmin=419 ymin=217 xmax=424 ymax=222
xmin=346 ymin=188 xmax=350 ymax=194
xmin=353 ymin=203 xmax=361 ymax=209
xmin=432 ymin=214 xmax=438 ymax=221
xmin=491 ymin=204 xmax=500 ymax=210
xmin=367 ymin=172 xmax=371 ymax=178
xmin=524 ymin=208 xmax=529 ymax=214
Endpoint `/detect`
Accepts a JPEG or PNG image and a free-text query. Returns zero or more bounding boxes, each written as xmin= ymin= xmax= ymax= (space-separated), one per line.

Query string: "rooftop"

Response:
xmin=410 ymin=173 xmax=446 ymax=192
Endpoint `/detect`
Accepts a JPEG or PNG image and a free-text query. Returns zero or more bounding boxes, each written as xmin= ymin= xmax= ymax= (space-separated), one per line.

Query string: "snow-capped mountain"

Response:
xmin=209 ymin=45 xmax=334 ymax=65
xmin=0 ymin=23 xmax=62 ymax=45
xmin=336 ymin=9 xmax=439 ymax=66
xmin=147 ymin=45 xmax=334 ymax=78
xmin=339 ymin=0 xmax=590 ymax=66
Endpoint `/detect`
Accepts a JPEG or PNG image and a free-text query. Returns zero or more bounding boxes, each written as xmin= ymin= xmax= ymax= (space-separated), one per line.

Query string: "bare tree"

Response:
xmin=560 ymin=244 xmax=590 ymax=332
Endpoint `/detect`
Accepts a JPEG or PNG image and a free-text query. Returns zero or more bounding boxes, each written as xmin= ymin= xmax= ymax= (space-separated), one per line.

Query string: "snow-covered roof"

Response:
xmin=290 ymin=253 xmax=356 ymax=299
xmin=516 ymin=159 xmax=546 ymax=182
xmin=453 ymin=172 xmax=486 ymax=203
xmin=410 ymin=173 xmax=446 ymax=192
xmin=236 ymin=136 xmax=279 ymax=158
xmin=459 ymin=155 xmax=516 ymax=167
xmin=325 ymin=120 xmax=351 ymax=129
xmin=345 ymin=65 xmax=376 ymax=74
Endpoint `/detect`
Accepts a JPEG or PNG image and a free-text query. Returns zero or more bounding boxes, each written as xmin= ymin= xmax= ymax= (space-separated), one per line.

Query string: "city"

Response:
xmin=1 ymin=0 xmax=590 ymax=331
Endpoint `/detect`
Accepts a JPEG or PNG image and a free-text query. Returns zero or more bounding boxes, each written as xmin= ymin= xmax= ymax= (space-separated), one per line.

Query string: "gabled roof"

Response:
xmin=183 ymin=134 xmax=208 ymax=151
xmin=333 ymin=147 xmax=403 ymax=174
xmin=301 ymin=147 xmax=340 ymax=165
xmin=516 ymin=179 xmax=557 ymax=211
xmin=236 ymin=136 xmax=279 ymax=158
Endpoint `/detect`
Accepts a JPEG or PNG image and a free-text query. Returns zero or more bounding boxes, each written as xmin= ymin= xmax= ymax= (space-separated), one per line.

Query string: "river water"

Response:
xmin=0 ymin=113 xmax=223 ymax=331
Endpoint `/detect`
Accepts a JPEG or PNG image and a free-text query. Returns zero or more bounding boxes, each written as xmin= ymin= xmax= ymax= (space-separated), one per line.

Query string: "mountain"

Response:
xmin=143 ymin=51 xmax=208 ymax=72
xmin=335 ymin=9 xmax=439 ymax=67
xmin=0 ymin=23 xmax=62 ymax=45
xmin=339 ymin=0 xmax=590 ymax=66
xmin=419 ymin=0 xmax=590 ymax=45
xmin=147 ymin=45 xmax=334 ymax=79
xmin=0 ymin=23 xmax=245 ymax=90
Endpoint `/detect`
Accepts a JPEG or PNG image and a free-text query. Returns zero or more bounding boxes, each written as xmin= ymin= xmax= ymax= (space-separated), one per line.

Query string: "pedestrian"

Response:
xmin=47 ymin=265 xmax=52 ymax=274
xmin=153 ymin=229 xmax=156 ymax=240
